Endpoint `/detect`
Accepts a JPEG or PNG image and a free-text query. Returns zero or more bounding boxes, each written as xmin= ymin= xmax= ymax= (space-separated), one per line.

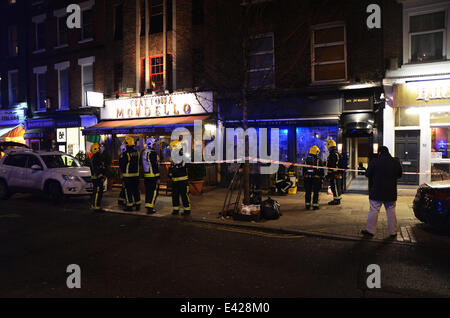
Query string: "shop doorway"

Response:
xmin=395 ymin=130 xmax=420 ymax=185
xmin=346 ymin=136 xmax=370 ymax=193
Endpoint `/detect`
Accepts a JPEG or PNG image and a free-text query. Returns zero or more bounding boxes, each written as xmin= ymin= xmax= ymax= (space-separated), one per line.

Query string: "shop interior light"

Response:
xmin=204 ymin=124 xmax=216 ymax=133
xmin=406 ymin=106 xmax=450 ymax=115
xmin=337 ymin=143 xmax=343 ymax=153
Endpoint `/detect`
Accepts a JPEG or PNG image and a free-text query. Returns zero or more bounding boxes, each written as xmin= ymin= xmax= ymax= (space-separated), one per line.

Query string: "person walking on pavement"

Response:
xmin=142 ymin=137 xmax=160 ymax=214
xmin=303 ymin=145 xmax=324 ymax=210
xmin=118 ymin=144 xmax=127 ymax=208
xmin=169 ymin=140 xmax=191 ymax=216
xmin=326 ymin=139 xmax=343 ymax=205
xmin=119 ymin=136 xmax=141 ymax=212
xmin=90 ymin=143 xmax=107 ymax=212
xmin=361 ymin=146 xmax=403 ymax=238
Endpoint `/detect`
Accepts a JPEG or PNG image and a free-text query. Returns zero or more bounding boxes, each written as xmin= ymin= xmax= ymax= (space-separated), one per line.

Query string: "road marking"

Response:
xmin=0 ymin=214 xmax=21 ymax=218
xmin=191 ymin=223 xmax=305 ymax=239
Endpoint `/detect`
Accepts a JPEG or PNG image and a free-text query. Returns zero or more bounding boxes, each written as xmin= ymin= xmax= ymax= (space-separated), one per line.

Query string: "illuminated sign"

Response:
xmin=101 ymin=91 xmax=213 ymax=120
xmin=394 ymin=80 xmax=450 ymax=107
xmin=0 ymin=108 xmax=25 ymax=126
xmin=85 ymin=91 xmax=104 ymax=107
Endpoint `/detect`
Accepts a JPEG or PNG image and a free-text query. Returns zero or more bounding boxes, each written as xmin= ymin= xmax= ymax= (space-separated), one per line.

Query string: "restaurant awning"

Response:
xmin=0 ymin=124 xmax=25 ymax=140
xmin=82 ymin=115 xmax=211 ymax=135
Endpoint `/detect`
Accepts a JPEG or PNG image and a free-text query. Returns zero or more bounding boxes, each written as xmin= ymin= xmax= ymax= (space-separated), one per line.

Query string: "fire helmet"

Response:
xmin=326 ymin=139 xmax=337 ymax=149
xmin=120 ymin=144 xmax=127 ymax=153
xmin=90 ymin=143 xmax=100 ymax=155
xmin=123 ymin=136 xmax=135 ymax=147
xmin=309 ymin=145 xmax=320 ymax=156
xmin=169 ymin=140 xmax=182 ymax=150
xmin=146 ymin=137 xmax=158 ymax=148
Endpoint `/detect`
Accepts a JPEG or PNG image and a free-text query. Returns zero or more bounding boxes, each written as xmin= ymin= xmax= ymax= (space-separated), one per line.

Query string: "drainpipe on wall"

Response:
xmin=136 ymin=0 xmax=141 ymax=94
xmin=163 ymin=0 xmax=167 ymax=91
xmin=145 ymin=0 xmax=150 ymax=92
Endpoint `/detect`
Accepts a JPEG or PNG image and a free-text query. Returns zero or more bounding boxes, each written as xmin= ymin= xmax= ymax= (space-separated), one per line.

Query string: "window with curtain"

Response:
xmin=410 ymin=11 xmax=445 ymax=62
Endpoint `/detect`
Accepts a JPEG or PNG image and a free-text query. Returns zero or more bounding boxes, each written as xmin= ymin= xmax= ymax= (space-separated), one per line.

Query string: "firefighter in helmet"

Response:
xmin=326 ymin=139 xmax=343 ymax=205
xmin=90 ymin=143 xmax=107 ymax=212
xmin=118 ymin=144 xmax=127 ymax=208
xmin=142 ymin=137 xmax=160 ymax=214
xmin=169 ymin=140 xmax=191 ymax=215
xmin=303 ymin=145 xmax=324 ymax=210
xmin=119 ymin=136 xmax=141 ymax=211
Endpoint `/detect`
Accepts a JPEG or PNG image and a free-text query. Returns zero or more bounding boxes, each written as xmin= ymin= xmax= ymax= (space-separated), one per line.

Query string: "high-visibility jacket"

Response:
xmin=90 ymin=152 xmax=106 ymax=180
xmin=169 ymin=161 xmax=188 ymax=182
xmin=142 ymin=148 xmax=160 ymax=178
xmin=119 ymin=146 xmax=140 ymax=177
xmin=326 ymin=149 xmax=342 ymax=177
xmin=303 ymin=154 xmax=324 ymax=179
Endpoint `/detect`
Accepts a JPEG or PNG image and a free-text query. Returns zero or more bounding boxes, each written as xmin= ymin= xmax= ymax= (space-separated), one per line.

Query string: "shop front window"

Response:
xmin=394 ymin=108 xmax=419 ymax=127
xmin=296 ymin=126 xmax=338 ymax=163
xmin=431 ymin=127 xmax=450 ymax=160
xmin=431 ymin=163 xmax=450 ymax=182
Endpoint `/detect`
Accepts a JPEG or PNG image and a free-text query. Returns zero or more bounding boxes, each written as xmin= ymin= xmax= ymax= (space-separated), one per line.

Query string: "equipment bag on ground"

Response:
xmin=260 ymin=197 xmax=281 ymax=220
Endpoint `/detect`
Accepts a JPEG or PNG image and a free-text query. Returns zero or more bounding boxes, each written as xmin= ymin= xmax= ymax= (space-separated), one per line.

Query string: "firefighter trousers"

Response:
xmin=304 ymin=178 xmax=322 ymax=207
xmin=144 ymin=177 xmax=159 ymax=209
xmin=328 ymin=174 xmax=343 ymax=201
xmin=123 ymin=177 xmax=141 ymax=208
xmin=172 ymin=180 xmax=191 ymax=211
xmin=92 ymin=178 xmax=104 ymax=210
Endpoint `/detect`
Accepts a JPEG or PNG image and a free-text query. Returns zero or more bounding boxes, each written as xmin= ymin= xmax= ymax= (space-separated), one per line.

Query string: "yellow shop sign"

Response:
xmin=394 ymin=80 xmax=450 ymax=107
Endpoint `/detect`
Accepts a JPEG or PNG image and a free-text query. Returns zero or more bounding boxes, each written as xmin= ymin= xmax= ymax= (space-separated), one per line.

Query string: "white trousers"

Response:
xmin=366 ymin=200 xmax=398 ymax=236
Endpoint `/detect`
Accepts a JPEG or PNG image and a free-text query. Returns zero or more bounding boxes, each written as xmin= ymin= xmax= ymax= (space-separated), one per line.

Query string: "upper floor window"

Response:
xmin=33 ymin=66 xmax=47 ymax=112
xmin=32 ymin=14 xmax=47 ymax=53
xmin=79 ymin=0 xmax=95 ymax=42
xmin=78 ymin=56 xmax=95 ymax=107
xmin=192 ymin=0 xmax=204 ymax=25
xmin=149 ymin=0 xmax=172 ymax=34
xmin=55 ymin=61 xmax=70 ymax=110
xmin=247 ymin=33 xmax=275 ymax=89
xmin=140 ymin=54 xmax=172 ymax=92
xmin=57 ymin=15 xmax=68 ymax=46
xmin=114 ymin=4 xmax=123 ymax=40
xmin=8 ymin=70 xmax=19 ymax=106
xmin=8 ymin=25 xmax=18 ymax=56
xmin=409 ymin=11 xmax=446 ymax=62
xmin=311 ymin=22 xmax=347 ymax=83
xmin=9 ymin=0 xmax=16 ymax=4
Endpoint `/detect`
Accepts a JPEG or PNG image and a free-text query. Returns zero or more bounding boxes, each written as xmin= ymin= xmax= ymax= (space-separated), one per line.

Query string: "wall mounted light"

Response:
xmin=337 ymin=143 xmax=343 ymax=154
xmin=373 ymin=143 xmax=379 ymax=154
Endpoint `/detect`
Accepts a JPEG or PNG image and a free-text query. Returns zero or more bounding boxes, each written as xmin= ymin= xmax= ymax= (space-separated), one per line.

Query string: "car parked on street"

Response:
xmin=0 ymin=149 xmax=93 ymax=204
xmin=413 ymin=183 xmax=450 ymax=230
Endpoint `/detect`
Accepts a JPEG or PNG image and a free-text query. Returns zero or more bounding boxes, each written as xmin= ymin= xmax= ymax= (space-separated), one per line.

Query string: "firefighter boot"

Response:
xmin=328 ymin=199 xmax=340 ymax=205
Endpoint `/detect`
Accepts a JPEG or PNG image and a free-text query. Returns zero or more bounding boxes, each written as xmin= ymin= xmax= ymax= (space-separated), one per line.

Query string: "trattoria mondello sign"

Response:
xmin=101 ymin=91 xmax=213 ymax=120
xmin=394 ymin=80 xmax=450 ymax=107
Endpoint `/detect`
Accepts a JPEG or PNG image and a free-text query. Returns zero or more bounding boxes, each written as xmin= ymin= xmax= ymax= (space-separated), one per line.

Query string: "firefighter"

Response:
xmin=119 ymin=136 xmax=141 ymax=211
xmin=169 ymin=140 xmax=191 ymax=215
xmin=326 ymin=139 xmax=343 ymax=205
xmin=275 ymin=164 xmax=292 ymax=196
xmin=142 ymin=137 xmax=160 ymax=214
xmin=303 ymin=145 xmax=324 ymax=210
xmin=90 ymin=143 xmax=107 ymax=212
xmin=117 ymin=144 xmax=127 ymax=208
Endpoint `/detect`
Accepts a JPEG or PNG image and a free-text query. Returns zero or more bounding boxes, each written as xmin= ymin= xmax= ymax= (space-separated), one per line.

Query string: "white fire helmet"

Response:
xmin=146 ymin=137 xmax=158 ymax=148
xmin=120 ymin=144 xmax=127 ymax=153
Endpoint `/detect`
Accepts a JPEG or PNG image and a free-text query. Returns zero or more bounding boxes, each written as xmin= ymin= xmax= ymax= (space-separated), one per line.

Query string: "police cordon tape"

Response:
xmin=166 ymin=157 xmax=440 ymax=176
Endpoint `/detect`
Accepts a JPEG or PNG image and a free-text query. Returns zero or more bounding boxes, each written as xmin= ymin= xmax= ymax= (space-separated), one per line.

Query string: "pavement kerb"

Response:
xmin=101 ymin=207 xmax=420 ymax=247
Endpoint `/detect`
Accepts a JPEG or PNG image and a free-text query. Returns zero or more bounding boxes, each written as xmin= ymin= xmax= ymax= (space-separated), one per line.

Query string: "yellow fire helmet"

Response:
xmin=90 ymin=143 xmax=100 ymax=155
xmin=123 ymin=136 xmax=135 ymax=147
xmin=309 ymin=145 xmax=320 ymax=156
xmin=326 ymin=139 xmax=337 ymax=149
xmin=169 ymin=140 xmax=182 ymax=150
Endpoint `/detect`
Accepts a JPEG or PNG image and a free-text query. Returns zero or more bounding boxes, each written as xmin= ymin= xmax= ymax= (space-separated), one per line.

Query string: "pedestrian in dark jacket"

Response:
xmin=361 ymin=146 xmax=403 ymax=238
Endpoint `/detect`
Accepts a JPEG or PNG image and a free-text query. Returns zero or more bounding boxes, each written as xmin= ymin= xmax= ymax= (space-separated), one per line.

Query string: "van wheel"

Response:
xmin=0 ymin=180 xmax=10 ymax=200
xmin=48 ymin=182 xmax=63 ymax=205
